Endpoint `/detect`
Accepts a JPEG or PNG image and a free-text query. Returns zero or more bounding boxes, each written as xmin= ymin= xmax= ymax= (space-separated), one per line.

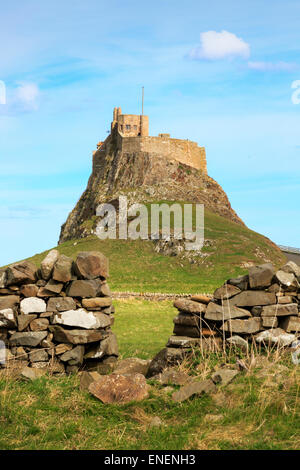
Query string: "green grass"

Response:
xmin=16 ymin=207 xmax=285 ymax=294
xmin=0 ymin=299 xmax=299 ymax=450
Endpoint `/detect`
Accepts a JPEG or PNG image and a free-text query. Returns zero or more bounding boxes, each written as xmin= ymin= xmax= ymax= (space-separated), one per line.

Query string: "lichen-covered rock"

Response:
xmin=47 ymin=297 xmax=76 ymax=312
xmin=10 ymin=331 xmax=48 ymax=347
xmin=255 ymin=328 xmax=296 ymax=347
xmin=88 ymin=373 xmax=149 ymax=404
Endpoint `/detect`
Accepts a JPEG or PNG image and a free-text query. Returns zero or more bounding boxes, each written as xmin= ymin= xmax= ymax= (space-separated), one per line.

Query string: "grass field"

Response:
xmin=19 ymin=208 xmax=286 ymax=294
xmin=0 ymin=299 xmax=299 ymax=450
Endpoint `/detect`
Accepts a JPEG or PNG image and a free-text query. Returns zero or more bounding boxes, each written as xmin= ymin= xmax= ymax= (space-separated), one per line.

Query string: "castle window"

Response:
xmin=133 ymin=125 xmax=137 ymax=130
xmin=126 ymin=124 xmax=131 ymax=130
xmin=120 ymin=125 xmax=123 ymax=131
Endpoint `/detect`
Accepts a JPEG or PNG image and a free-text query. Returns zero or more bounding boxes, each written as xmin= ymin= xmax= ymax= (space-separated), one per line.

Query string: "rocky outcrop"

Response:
xmin=59 ymin=129 xmax=244 ymax=243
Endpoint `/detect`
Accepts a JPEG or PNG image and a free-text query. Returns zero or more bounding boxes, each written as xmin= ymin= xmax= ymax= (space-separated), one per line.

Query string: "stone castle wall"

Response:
xmin=93 ymin=107 xmax=207 ymax=175
xmin=117 ymin=135 xmax=207 ymax=173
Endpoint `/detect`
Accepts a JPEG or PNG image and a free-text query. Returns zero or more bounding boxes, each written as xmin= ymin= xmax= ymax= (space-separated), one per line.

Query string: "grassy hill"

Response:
xmin=20 ymin=206 xmax=285 ymax=294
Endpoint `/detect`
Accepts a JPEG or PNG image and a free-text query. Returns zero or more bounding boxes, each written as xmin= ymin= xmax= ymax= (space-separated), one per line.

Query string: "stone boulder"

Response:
xmin=6 ymin=261 xmax=36 ymax=286
xmin=82 ymin=297 xmax=112 ymax=309
xmin=226 ymin=335 xmax=248 ymax=352
xmin=52 ymin=254 xmax=73 ymax=283
xmin=10 ymin=331 xmax=48 ymax=347
xmin=84 ymin=333 xmax=118 ymax=359
xmin=248 ymin=263 xmax=275 ymax=289
xmin=281 ymin=316 xmax=300 ymax=333
xmin=172 ymin=379 xmax=216 ymax=402
xmin=173 ymin=299 xmax=206 ymax=315
xmin=40 ymin=250 xmax=59 ymax=280
xmin=275 ymin=270 xmax=299 ymax=290
xmin=222 ymin=318 xmax=262 ymax=334
xmin=190 ymin=294 xmax=211 ymax=304
xmin=60 ymin=345 xmax=84 ymax=365
xmin=166 ymin=335 xmax=222 ymax=350
xmin=261 ymin=303 xmax=298 ymax=317
xmin=205 ymin=302 xmax=251 ymax=321
xmin=147 ymin=347 xmax=185 ymax=377
xmin=49 ymin=325 xmax=106 ymax=344
xmin=47 ymin=297 xmax=76 ymax=312
xmin=0 ymin=309 xmax=16 ymax=328
xmin=0 ymin=269 xmax=7 ymax=288
xmin=255 ymin=328 xmax=296 ymax=347
xmin=20 ymin=284 xmax=39 ymax=298
xmin=213 ymin=284 xmax=241 ymax=300
xmin=66 ymin=280 xmax=101 ymax=298
xmin=20 ymin=297 xmax=46 ymax=315
xmin=79 ymin=371 xmax=102 ymax=391
xmin=0 ymin=295 xmax=19 ymax=310
xmin=74 ymin=251 xmax=109 ymax=280
xmin=53 ymin=309 xmax=99 ymax=330
xmin=230 ymin=291 xmax=276 ymax=307
xmin=88 ymin=373 xmax=149 ymax=404
xmin=281 ymin=261 xmax=300 ymax=280
xmin=113 ymin=357 xmax=151 ymax=376
xmin=226 ymin=274 xmax=249 ymax=291
xmin=211 ymin=368 xmax=239 ymax=386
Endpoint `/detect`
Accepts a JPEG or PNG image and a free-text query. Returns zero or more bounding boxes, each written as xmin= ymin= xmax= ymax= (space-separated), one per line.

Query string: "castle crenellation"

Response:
xmin=93 ymin=107 xmax=207 ymax=174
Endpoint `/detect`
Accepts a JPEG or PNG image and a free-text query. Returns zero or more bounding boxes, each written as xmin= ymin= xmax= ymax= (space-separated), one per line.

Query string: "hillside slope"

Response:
xmin=25 ymin=207 xmax=286 ymax=294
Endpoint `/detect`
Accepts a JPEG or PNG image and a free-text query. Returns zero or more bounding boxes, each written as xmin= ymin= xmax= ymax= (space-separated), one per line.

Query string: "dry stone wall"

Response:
xmin=0 ymin=251 xmax=118 ymax=375
xmin=167 ymin=262 xmax=300 ymax=352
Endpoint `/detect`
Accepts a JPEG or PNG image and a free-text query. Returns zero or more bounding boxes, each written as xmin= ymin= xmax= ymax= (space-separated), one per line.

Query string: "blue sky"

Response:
xmin=0 ymin=0 xmax=300 ymax=266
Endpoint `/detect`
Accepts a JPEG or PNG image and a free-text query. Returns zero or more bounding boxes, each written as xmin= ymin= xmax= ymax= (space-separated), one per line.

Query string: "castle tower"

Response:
xmin=111 ymin=106 xmax=149 ymax=137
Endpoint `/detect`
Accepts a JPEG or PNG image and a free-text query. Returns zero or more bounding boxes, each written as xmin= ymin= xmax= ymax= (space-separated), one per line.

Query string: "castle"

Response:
xmin=93 ymin=107 xmax=207 ymax=175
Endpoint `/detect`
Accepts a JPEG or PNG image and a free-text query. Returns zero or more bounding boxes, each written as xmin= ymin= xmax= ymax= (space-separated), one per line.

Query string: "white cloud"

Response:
xmin=15 ymin=82 xmax=40 ymax=109
xmin=189 ymin=30 xmax=250 ymax=60
xmin=248 ymin=61 xmax=298 ymax=72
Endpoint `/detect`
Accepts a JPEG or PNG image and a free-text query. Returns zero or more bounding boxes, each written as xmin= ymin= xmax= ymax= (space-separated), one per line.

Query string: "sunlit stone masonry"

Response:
xmin=0 ymin=250 xmax=118 ymax=376
xmin=148 ymin=262 xmax=300 ymax=376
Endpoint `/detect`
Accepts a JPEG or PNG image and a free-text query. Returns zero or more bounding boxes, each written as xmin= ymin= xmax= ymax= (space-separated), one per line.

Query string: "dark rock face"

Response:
xmin=58 ymin=131 xmax=245 ymax=243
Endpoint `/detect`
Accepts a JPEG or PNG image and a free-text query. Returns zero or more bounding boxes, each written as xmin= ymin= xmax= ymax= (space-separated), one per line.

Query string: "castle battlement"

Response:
xmin=93 ymin=107 xmax=207 ymax=174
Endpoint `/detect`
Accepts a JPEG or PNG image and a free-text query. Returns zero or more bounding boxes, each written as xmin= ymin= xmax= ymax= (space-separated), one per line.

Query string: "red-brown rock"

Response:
xmin=88 ymin=373 xmax=149 ymax=404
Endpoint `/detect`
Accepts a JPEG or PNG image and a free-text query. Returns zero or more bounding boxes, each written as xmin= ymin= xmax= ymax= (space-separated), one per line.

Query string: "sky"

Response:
xmin=0 ymin=0 xmax=300 ymax=266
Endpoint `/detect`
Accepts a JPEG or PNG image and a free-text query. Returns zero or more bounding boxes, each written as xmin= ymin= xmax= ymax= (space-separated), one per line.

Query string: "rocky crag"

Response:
xmin=0 ymin=251 xmax=118 ymax=377
xmin=59 ymin=125 xmax=244 ymax=243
